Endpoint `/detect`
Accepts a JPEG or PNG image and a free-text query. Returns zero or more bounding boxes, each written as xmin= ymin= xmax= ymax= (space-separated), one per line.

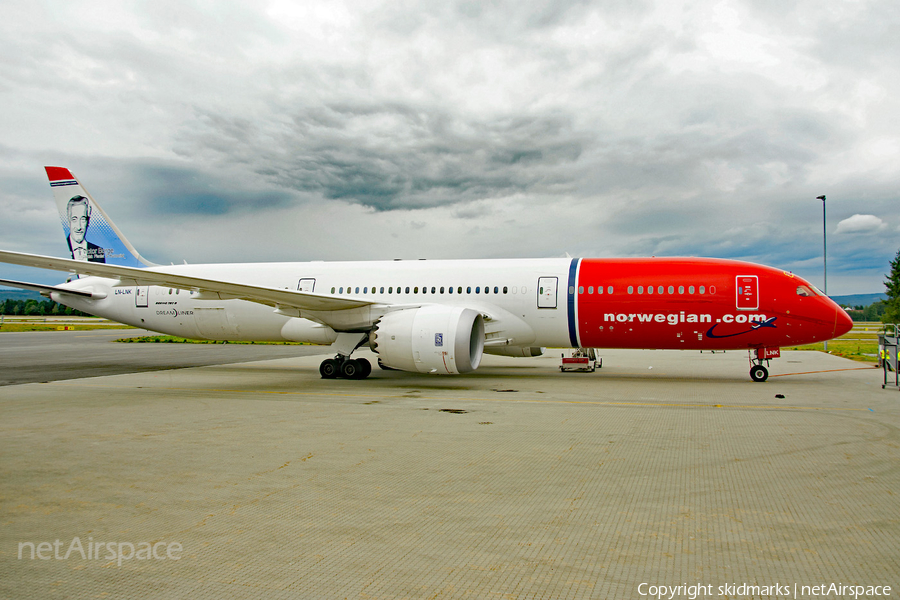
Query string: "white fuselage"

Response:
xmin=55 ymin=258 xmax=572 ymax=347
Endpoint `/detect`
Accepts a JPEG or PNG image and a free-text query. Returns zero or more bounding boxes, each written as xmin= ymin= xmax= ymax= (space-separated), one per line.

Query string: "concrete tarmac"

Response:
xmin=0 ymin=345 xmax=897 ymax=599
xmin=0 ymin=329 xmax=327 ymax=386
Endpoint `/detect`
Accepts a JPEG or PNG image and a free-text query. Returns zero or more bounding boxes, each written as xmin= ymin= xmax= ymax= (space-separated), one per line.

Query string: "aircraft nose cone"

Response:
xmin=835 ymin=306 xmax=853 ymax=337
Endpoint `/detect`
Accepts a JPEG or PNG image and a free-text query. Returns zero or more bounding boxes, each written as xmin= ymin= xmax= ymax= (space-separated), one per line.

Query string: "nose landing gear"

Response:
xmin=750 ymin=363 xmax=769 ymax=382
xmin=749 ymin=347 xmax=779 ymax=382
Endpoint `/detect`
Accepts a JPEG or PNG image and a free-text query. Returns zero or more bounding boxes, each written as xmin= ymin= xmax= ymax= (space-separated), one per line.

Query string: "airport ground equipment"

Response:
xmin=560 ymin=348 xmax=601 ymax=372
xmin=879 ymin=325 xmax=898 ymax=390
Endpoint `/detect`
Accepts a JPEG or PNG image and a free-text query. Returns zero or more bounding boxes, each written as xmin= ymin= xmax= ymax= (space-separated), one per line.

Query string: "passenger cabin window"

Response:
xmin=699 ymin=286 xmax=705 ymax=294
xmin=628 ymin=286 xmax=634 ymax=294
xmin=668 ymin=286 xmax=674 ymax=294
xmin=638 ymin=286 xmax=643 ymax=294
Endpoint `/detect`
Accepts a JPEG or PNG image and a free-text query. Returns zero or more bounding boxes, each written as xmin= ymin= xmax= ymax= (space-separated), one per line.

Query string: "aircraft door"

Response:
xmin=298 ymin=278 xmax=316 ymax=293
xmin=736 ymin=275 xmax=758 ymax=310
xmin=135 ymin=286 xmax=149 ymax=308
xmin=537 ymin=277 xmax=558 ymax=309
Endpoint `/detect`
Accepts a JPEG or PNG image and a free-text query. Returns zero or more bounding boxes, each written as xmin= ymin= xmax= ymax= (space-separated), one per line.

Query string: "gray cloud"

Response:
xmin=175 ymin=104 xmax=587 ymax=210
xmin=0 ymin=0 xmax=898 ymax=294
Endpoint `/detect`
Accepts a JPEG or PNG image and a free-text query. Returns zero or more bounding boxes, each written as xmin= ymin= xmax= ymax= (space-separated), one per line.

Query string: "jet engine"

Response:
xmin=370 ymin=306 xmax=484 ymax=374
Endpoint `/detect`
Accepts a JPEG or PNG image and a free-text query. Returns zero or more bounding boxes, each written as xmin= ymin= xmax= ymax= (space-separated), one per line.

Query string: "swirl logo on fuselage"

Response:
xmin=706 ymin=317 xmax=777 ymax=339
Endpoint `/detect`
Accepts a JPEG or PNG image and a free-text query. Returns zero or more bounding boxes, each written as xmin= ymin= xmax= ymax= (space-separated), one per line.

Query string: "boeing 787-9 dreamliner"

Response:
xmin=0 ymin=167 xmax=853 ymax=381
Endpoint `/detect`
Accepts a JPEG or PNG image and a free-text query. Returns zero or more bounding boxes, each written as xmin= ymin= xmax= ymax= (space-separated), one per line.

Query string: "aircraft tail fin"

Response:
xmin=46 ymin=166 xmax=155 ymax=268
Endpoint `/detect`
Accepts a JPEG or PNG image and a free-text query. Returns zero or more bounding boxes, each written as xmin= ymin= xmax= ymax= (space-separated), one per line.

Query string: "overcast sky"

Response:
xmin=1 ymin=0 xmax=898 ymax=295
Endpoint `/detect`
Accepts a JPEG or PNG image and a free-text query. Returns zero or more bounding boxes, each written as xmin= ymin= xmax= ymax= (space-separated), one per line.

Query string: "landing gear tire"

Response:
xmin=341 ymin=358 xmax=371 ymax=380
xmin=320 ymin=358 xmax=340 ymax=379
xmin=356 ymin=358 xmax=372 ymax=379
xmin=750 ymin=364 xmax=768 ymax=382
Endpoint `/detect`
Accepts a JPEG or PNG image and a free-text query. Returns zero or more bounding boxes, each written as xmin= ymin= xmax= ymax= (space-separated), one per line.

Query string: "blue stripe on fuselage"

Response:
xmin=567 ymin=258 xmax=579 ymax=347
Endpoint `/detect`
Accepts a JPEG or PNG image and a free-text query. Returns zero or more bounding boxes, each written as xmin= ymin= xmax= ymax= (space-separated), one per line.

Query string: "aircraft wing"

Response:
xmin=0 ymin=250 xmax=374 ymax=312
xmin=0 ymin=278 xmax=95 ymax=298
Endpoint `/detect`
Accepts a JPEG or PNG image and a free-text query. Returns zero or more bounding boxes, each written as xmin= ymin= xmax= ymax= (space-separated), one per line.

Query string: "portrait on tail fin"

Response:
xmin=65 ymin=195 xmax=106 ymax=263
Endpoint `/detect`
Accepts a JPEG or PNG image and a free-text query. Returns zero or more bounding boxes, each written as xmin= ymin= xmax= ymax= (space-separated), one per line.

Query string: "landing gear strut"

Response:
xmin=319 ymin=356 xmax=372 ymax=380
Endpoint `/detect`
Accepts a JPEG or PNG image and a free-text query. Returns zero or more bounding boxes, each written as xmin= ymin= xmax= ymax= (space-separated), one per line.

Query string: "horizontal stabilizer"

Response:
xmin=0 ymin=278 xmax=94 ymax=298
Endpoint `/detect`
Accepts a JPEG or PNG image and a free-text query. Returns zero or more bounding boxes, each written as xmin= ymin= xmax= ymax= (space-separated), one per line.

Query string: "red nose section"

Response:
xmin=834 ymin=306 xmax=854 ymax=338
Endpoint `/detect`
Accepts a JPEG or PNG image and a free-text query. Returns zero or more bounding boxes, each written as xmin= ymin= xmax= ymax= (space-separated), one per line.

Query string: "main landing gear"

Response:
xmin=319 ymin=332 xmax=373 ymax=380
xmin=320 ymin=356 xmax=372 ymax=380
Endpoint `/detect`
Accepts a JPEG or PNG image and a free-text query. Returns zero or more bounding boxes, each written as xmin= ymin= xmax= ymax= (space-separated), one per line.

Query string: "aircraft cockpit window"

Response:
xmin=796 ymin=285 xmax=815 ymax=297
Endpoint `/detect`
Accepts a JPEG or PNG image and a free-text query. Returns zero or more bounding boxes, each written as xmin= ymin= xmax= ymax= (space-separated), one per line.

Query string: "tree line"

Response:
xmin=1 ymin=299 xmax=89 ymax=317
xmin=844 ymin=301 xmax=887 ymax=323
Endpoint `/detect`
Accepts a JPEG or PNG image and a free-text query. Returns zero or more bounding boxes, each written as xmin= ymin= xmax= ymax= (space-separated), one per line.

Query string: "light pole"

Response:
xmin=817 ymin=194 xmax=827 ymax=351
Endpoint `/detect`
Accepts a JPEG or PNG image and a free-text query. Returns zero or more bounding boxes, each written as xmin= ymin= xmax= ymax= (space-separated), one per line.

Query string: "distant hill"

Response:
xmin=830 ymin=293 xmax=886 ymax=307
xmin=0 ymin=289 xmax=44 ymax=302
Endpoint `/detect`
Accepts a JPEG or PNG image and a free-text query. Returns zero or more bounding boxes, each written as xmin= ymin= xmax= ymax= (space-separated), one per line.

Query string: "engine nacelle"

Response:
xmin=484 ymin=346 xmax=543 ymax=358
xmin=370 ymin=306 xmax=485 ymax=374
